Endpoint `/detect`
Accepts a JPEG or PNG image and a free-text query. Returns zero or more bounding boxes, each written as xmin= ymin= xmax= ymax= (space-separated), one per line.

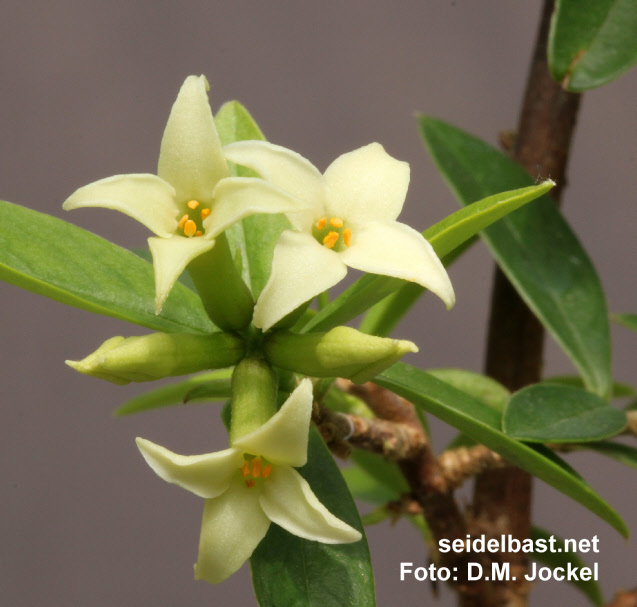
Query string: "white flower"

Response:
xmin=224 ymin=141 xmax=455 ymax=330
xmin=63 ymin=75 xmax=306 ymax=313
xmin=136 ymin=379 xmax=361 ymax=584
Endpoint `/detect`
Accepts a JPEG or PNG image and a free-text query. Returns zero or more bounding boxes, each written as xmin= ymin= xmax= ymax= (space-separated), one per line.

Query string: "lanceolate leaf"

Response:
xmin=0 ymin=200 xmax=214 ymax=334
xmin=503 ymin=384 xmax=626 ymax=443
xmin=549 ymin=0 xmax=637 ymax=91
xmin=251 ymin=428 xmax=375 ymax=607
xmin=420 ymin=117 xmax=611 ymax=398
xmin=585 ymin=441 xmax=637 ymax=471
xmin=612 ymin=313 xmax=637 ymax=333
xmin=377 ymin=363 xmax=627 ymax=537
xmin=531 ymin=527 xmax=603 ymax=606
xmin=114 ymin=369 xmax=232 ymax=416
xmin=216 ymin=101 xmax=291 ymax=299
xmin=304 ymin=183 xmax=553 ymax=334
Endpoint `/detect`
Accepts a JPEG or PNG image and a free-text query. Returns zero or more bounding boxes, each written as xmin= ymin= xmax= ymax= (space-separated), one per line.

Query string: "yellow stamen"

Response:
xmin=323 ymin=231 xmax=339 ymax=249
xmin=343 ymin=228 xmax=352 ymax=248
xmin=184 ymin=219 xmax=197 ymax=237
xmin=187 ymin=200 xmax=200 ymax=210
xmin=245 ymin=479 xmax=256 ymax=488
xmin=252 ymin=457 xmax=262 ymax=478
xmin=317 ymin=217 xmax=327 ymax=230
xmin=262 ymin=464 xmax=273 ymax=479
xmin=330 ymin=217 xmax=343 ymax=228
xmin=195 ymin=230 xmax=203 ymax=237
xmin=178 ymin=214 xmax=189 ymax=230
xmin=200 ymin=207 xmax=211 ymax=220
xmin=241 ymin=460 xmax=250 ymax=478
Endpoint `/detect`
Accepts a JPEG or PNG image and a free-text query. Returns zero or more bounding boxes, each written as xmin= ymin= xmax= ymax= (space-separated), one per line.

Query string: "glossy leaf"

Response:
xmin=549 ymin=0 xmax=637 ymax=91
xmin=114 ymin=369 xmax=231 ymax=416
xmin=342 ymin=466 xmax=401 ymax=505
xmin=531 ymin=527 xmax=603 ymax=606
xmin=304 ymin=183 xmax=553 ymax=334
xmin=251 ymin=428 xmax=374 ymax=607
xmin=427 ymin=369 xmax=510 ymax=412
xmin=377 ymin=363 xmax=627 ymax=536
xmin=0 ymin=200 xmax=214 ymax=334
xmin=503 ymin=384 xmax=626 ymax=443
xmin=420 ymin=117 xmax=611 ymax=397
xmin=612 ymin=313 xmax=637 ymax=333
xmin=216 ymin=101 xmax=291 ymax=299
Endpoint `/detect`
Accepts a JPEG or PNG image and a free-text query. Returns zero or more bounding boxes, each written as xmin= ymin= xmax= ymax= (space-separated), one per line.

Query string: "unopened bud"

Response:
xmin=66 ymin=332 xmax=245 ymax=385
xmin=264 ymin=326 xmax=418 ymax=384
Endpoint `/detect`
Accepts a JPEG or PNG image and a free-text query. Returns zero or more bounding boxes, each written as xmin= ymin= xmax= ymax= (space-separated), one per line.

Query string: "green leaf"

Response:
xmin=585 ymin=441 xmax=637 ymax=471
xmin=612 ymin=313 xmax=637 ymax=332
xmin=113 ymin=369 xmax=232 ymax=416
xmin=304 ymin=183 xmax=553 ymax=334
xmin=376 ymin=363 xmax=627 ymax=536
xmin=0 ymin=200 xmax=214 ymax=334
xmin=544 ymin=375 xmax=635 ymax=398
xmin=216 ymin=101 xmax=291 ymax=299
xmin=548 ymin=0 xmax=637 ymax=91
xmin=251 ymin=428 xmax=375 ymax=607
xmin=531 ymin=526 xmax=603 ymax=606
xmin=503 ymin=384 xmax=626 ymax=443
xmin=427 ymin=369 xmax=510 ymax=412
xmin=342 ymin=466 xmax=401 ymax=506
xmin=420 ymin=117 xmax=611 ymax=398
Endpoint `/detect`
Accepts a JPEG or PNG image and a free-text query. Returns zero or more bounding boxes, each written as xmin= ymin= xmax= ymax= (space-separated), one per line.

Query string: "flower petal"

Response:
xmin=195 ymin=479 xmax=271 ymax=584
xmin=223 ymin=140 xmax=325 ymax=231
xmin=148 ymin=235 xmax=216 ymax=313
xmin=323 ymin=143 xmax=409 ymax=226
xmin=204 ymin=177 xmax=310 ymax=238
xmin=157 ymin=75 xmax=229 ymax=204
xmin=63 ymin=174 xmax=178 ymax=237
xmin=252 ymin=231 xmax=347 ymax=331
xmin=260 ymin=467 xmax=362 ymax=544
xmin=233 ymin=379 xmax=313 ymax=467
xmin=135 ymin=438 xmax=243 ymax=499
xmin=340 ymin=220 xmax=455 ymax=309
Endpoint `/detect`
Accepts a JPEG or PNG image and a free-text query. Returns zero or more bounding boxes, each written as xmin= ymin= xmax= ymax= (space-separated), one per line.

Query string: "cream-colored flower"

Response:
xmin=64 ymin=76 xmax=306 ymax=313
xmin=224 ymin=141 xmax=455 ymax=330
xmin=136 ymin=379 xmax=361 ymax=584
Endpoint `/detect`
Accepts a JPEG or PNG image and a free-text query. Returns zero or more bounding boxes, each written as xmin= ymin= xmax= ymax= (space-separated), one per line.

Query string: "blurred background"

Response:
xmin=1 ymin=1 xmax=635 ymax=605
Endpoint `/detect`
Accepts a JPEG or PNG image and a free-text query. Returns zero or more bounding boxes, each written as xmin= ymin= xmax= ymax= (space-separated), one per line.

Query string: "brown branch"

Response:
xmin=468 ymin=2 xmax=583 ymax=606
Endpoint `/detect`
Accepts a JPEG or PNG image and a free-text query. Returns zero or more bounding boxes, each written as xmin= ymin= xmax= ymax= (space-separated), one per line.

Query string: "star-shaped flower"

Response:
xmin=63 ymin=75 xmax=306 ymax=313
xmin=224 ymin=141 xmax=455 ymax=330
xmin=136 ymin=379 xmax=361 ymax=584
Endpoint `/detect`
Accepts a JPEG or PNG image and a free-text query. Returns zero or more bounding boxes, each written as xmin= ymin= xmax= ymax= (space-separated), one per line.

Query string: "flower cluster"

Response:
xmin=64 ymin=75 xmax=454 ymax=584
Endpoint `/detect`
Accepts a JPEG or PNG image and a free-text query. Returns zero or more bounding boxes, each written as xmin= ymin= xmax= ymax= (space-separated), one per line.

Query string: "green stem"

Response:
xmin=187 ymin=232 xmax=254 ymax=331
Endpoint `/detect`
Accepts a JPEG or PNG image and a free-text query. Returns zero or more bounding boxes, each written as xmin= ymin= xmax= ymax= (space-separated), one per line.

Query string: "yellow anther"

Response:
xmin=252 ymin=457 xmax=262 ymax=478
xmin=187 ymin=200 xmax=200 ymax=210
xmin=343 ymin=228 xmax=352 ymax=248
xmin=245 ymin=479 xmax=256 ymax=488
xmin=317 ymin=217 xmax=327 ymax=230
xmin=184 ymin=219 xmax=197 ymax=237
xmin=200 ymin=207 xmax=211 ymax=220
xmin=195 ymin=230 xmax=203 ymax=237
xmin=241 ymin=460 xmax=250 ymax=478
xmin=330 ymin=217 xmax=343 ymax=228
xmin=262 ymin=464 xmax=273 ymax=479
xmin=323 ymin=231 xmax=339 ymax=249
xmin=178 ymin=214 xmax=189 ymax=230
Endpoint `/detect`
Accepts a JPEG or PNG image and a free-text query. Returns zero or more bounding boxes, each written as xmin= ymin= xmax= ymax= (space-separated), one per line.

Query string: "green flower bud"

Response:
xmin=230 ymin=357 xmax=278 ymax=442
xmin=264 ymin=326 xmax=418 ymax=384
xmin=66 ymin=332 xmax=245 ymax=385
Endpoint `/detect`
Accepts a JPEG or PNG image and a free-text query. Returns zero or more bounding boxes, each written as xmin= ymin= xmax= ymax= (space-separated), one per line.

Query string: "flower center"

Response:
xmin=312 ymin=217 xmax=352 ymax=251
xmin=178 ymin=199 xmax=211 ymax=238
xmin=240 ymin=456 xmax=273 ymax=488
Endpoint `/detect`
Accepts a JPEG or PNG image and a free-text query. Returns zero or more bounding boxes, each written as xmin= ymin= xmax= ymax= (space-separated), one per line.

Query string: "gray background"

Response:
xmin=1 ymin=1 xmax=636 ymax=605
